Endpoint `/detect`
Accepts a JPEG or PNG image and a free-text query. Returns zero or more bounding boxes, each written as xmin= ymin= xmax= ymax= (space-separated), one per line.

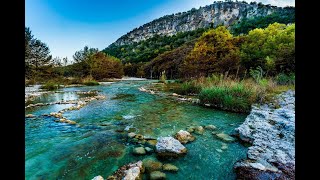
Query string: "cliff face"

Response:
xmin=111 ymin=1 xmax=289 ymax=46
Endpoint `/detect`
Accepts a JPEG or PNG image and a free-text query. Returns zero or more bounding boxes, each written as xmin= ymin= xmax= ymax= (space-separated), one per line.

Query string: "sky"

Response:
xmin=25 ymin=0 xmax=295 ymax=63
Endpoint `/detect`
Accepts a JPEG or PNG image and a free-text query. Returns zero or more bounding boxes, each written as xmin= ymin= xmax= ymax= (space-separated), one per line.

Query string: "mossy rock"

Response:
xmin=142 ymin=157 xmax=163 ymax=173
xmin=149 ymin=171 xmax=166 ymax=180
xmin=162 ymin=164 xmax=179 ymax=172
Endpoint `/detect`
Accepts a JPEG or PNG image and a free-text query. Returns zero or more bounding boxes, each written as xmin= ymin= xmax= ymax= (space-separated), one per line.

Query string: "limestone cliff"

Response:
xmin=111 ymin=1 xmax=293 ymax=46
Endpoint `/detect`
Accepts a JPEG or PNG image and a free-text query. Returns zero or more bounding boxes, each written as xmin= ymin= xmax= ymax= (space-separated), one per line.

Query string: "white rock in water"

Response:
xmin=91 ymin=175 xmax=104 ymax=180
xmin=156 ymin=137 xmax=187 ymax=157
xmin=123 ymin=161 xmax=143 ymax=180
xmin=175 ymin=130 xmax=195 ymax=144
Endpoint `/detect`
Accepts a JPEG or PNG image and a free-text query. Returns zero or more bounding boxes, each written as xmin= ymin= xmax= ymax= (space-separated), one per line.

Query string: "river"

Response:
xmin=25 ymin=80 xmax=248 ymax=180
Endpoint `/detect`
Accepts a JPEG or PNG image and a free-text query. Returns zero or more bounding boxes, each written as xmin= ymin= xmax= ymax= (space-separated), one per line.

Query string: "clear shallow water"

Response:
xmin=25 ymin=80 xmax=248 ymax=180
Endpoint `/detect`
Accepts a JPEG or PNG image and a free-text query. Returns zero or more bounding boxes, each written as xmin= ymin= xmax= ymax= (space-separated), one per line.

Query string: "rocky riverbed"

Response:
xmin=233 ymin=90 xmax=295 ymax=179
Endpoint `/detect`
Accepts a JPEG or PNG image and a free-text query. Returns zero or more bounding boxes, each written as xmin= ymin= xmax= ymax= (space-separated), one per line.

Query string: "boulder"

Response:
xmin=162 ymin=164 xmax=178 ymax=172
xmin=132 ymin=147 xmax=146 ymax=155
xmin=155 ymin=137 xmax=187 ymax=158
xmin=107 ymin=161 xmax=144 ymax=180
xmin=149 ymin=171 xmax=166 ymax=180
xmin=194 ymin=126 xmax=205 ymax=135
xmin=174 ymin=130 xmax=195 ymax=144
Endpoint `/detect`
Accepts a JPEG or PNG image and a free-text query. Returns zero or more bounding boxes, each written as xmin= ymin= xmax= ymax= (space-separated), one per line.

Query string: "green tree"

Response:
xmin=90 ymin=52 xmax=124 ymax=79
xmin=182 ymin=26 xmax=241 ymax=78
xmin=240 ymin=23 xmax=295 ymax=74
xmin=25 ymin=27 xmax=52 ymax=79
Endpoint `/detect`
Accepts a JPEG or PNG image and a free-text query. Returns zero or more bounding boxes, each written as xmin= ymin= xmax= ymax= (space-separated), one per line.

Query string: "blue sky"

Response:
xmin=26 ymin=0 xmax=294 ymax=62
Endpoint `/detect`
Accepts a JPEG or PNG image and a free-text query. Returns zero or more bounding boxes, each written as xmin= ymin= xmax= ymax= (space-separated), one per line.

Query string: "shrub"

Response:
xmin=173 ymin=81 xmax=201 ymax=95
xmin=82 ymin=76 xmax=99 ymax=86
xmin=40 ymin=81 xmax=60 ymax=90
xmin=276 ymin=73 xmax=295 ymax=85
xmin=199 ymin=83 xmax=254 ymax=112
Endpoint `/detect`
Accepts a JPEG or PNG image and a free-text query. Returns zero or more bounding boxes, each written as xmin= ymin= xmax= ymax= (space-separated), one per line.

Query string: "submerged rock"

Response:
xmin=162 ymin=164 xmax=179 ymax=172
xmin=92 ymin=175 xmax=104 ymax=180
xmin=174 ymin=130 xmax=195 ymax=144
xmin=221 ymin=143 xmax=228 ymax=150
xmin=216 ymin=133 xmax=235 ymax=142
xmin=142 ymin=157 xmax=163 ymax=172
xmin=149 ymin=171 xmax=166 ymax=180
xmin=25 ymin=114 xmax=35 ymax=118
xmin=132 ymin=147 xmax=146 ymax=155
xmin=186 ymin=126 xmax=195 ymax=133
xmin=107 ymin=161 xmax=144 ymax=180
xmin=128 ymin=132 xmax=136 ymax=138
xmin=135 ymin=134 xmax=144 ymax=140
xmin=204 ymin=124 xmax=217 ymax=130
xmin=144 ymin=147 xmax=154 ymax=154
xmin=194 ymin=126 xmax=205 ymax=135
xmin=146 ymin=140 xmax=157 ymax=147
xmin=155 ymin=137 xmax=187 ymax=158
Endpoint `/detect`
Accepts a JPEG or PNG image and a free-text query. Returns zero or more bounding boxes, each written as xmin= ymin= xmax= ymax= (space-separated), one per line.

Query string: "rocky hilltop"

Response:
xmin=111 ymin=1 xmax=293 ymax=46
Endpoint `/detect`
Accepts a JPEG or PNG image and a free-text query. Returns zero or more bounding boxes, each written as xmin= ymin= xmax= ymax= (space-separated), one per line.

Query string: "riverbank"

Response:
xmin=233 ymin=90 xmax=295 ymax=179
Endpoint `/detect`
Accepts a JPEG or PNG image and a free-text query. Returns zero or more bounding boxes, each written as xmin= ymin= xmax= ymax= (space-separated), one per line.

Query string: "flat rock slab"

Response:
xmin=155 ymin=137 xmax=187 ymax=158
xmin=234 ymin=90 xmax=295 ymax=179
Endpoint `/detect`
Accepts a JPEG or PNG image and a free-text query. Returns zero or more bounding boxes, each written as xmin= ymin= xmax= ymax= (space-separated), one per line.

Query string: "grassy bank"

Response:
xmin=168 ymin=74 xmax=294 ymax=113
xmin=27 ymin=76 xmax=100 ymax=90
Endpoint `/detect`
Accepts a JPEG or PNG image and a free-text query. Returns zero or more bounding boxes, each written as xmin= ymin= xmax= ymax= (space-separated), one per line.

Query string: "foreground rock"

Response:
xmin=233 ymin=90 xmax=295 ymax=179
xmin=149 ymin=171 xmax=166 ymax=180
xmin=92 ymin=175 xmax=104 ymax=180
xmin=107 ymin=161 xmax=144 ymax=180
xmin=174 ymin=130 xmax=195 ymax=144
xmin=155 ymin=137 xmax=187 ymax=158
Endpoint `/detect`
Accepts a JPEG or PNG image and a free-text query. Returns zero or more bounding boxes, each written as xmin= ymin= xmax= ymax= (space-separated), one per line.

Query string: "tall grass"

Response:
xmin=171 ymin=74 xmax=293 ymax=113
xmin=40 ymin=81 xmax=60 ymax=91
xmin=82 ymin=76 xmax=100 ymax=86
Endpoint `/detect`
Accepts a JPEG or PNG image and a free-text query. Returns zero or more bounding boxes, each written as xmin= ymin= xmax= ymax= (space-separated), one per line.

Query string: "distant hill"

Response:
xmin=110 ymin=1 xmax=293 ymax=47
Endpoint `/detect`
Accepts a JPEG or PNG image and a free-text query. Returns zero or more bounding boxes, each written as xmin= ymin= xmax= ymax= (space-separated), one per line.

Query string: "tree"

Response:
xmin=25 ymin=27 xmax=52 ymax=78
xmin=182 ymin=26 xmax=241 ymax=78
xmin=72 ymin=46 xmax=99 ymax=76
xmin=90 ymin=52 xmax=124 ymax=80
xmin=240 ymin=23 xmax=295 ymax=74
xmin=52 ymin=57 xmax=62 ymax=67
xmin=63 ymin=57 xmax=68 ymax=66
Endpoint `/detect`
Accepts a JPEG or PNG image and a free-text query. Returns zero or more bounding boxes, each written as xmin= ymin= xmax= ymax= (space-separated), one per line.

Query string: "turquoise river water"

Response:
xmin=25 ymin=80 xmax=248 ymax=180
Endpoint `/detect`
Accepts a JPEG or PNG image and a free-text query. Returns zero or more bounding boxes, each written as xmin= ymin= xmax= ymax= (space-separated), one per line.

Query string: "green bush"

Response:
xmin=83 ymin=81 xmax=99 ymax=86
xmin=174 ymin=81 xmax=201 ymax=95
xmin=199 ymin=84 xmax=254 ymax=112
xmin=276 ymin=73 xmax=295 ymax=85
xmin=40 ymin=81 xmax=60 ymax=90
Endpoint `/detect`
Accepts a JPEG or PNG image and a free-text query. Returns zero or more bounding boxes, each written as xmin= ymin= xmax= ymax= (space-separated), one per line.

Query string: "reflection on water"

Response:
xmin=25 ymin=80 xmax=248 ymax=180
